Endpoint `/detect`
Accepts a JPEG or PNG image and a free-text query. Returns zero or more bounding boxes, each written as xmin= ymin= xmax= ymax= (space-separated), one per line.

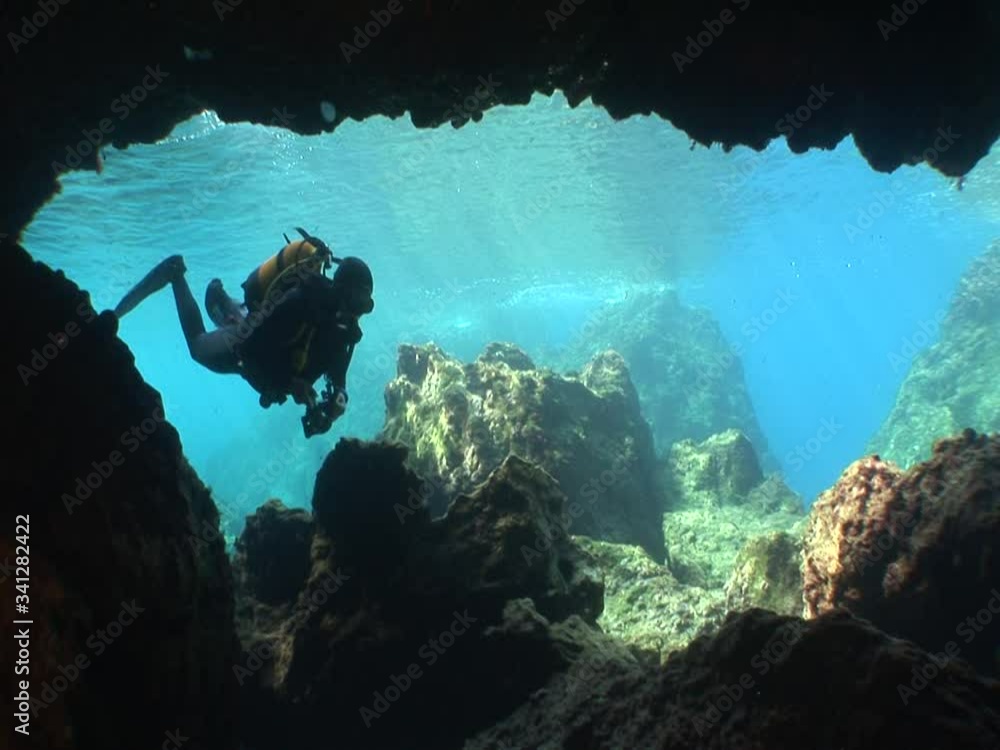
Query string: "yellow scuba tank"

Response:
xmin=242 ymin=228 xmax=332 ymax=311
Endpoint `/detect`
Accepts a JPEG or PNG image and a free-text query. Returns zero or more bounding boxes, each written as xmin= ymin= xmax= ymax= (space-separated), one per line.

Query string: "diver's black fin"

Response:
xmin=283 ymin=232 xmax=290 ymax=244
xmin=113 ymin=255 xmax=186 ymax=318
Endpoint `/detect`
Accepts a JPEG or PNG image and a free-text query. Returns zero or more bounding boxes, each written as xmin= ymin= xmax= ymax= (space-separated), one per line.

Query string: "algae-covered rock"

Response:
xmin=868 ymin=240 xmax=1000 ymax=468
xmin=557 ymin=289 xmax=773 ymax=466
xmin=574 ymin=537 xmax=727 ymax=661
xmin=464 ymin=608 xmax=1000 ymax=750
xmin=666 ymin=428 xmax=765 ymax=509
xmin=381 ymin=341 xmax=665 ymax=561
xmin=661 ymin=430 xmax=805 ymax=589
xmin=724 ymin=531 xmax=804 ymax=616
xmin=662 ymin=505 xmax=804 ymax=589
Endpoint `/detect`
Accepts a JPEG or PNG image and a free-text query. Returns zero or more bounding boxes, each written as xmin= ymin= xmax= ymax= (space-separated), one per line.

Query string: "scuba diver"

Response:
xmin=112 ymin=228 xmax=374 ymax=437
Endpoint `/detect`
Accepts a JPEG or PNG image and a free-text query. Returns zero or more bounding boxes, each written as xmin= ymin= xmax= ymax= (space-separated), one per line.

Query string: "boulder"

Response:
xmin=381 ymin=342 xmax=665 ymax=561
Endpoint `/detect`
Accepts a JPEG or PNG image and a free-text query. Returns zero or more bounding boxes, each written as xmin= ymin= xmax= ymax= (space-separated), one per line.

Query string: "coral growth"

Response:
xmin=381 ymin=341 xmax=665 ymax=560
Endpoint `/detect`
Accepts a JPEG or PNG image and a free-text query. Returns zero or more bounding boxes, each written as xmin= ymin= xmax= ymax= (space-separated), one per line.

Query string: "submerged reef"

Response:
xmin=802 ymin=430 xmax=1000 ymax=677
xmin=869 ymin=241 xmax=1000 ymax=467
xmin=557 ymin=290 xmax=773 ymax=467
xmin=380 ymin=341 xmax=665 ymax=561
xmin=3 ymin=243 xmax=238 ymax=749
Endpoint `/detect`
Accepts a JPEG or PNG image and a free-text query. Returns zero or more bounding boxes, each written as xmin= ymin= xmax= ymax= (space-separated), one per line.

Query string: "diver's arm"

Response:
xmin=326 ymin=342 xmax=354 ymax=392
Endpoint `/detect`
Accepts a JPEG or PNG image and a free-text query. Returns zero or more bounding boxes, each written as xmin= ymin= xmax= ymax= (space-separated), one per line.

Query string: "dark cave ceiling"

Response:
xmin=2 ymin=0 xmax=998 ymax=237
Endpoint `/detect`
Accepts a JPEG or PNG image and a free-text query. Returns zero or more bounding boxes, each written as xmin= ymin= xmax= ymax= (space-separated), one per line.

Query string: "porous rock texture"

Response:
xmin=233 ymin=438 xmax=605 ymax=750
xmin=559 ymin=290 xmax=774 ymax=465
xmin=802 ymin=430 xmax=1000 ymax=677
xmin=380 ymin=341 xmax=665 ymax=561
xmin=465 ymin=608 xmax=1000 ymax=750
xmin=869 ymin=241 xmax=1000 ymax=468
xmin=724 ymin=531 xmax=804 ymax=617
xmin=574 ymin=537 xmax=728 ymax=663
xmin=5 ymin=0 xmax=999 ymax=237
xmin=1 ymin=242 xmax=238 ymax=750
xmin=661 ymin=430 xmax=804 ymax=589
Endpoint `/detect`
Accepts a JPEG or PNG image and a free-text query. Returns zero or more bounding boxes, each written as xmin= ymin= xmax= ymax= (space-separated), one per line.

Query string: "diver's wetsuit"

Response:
xmin=170 ymin=269 xmax=361 ymax=403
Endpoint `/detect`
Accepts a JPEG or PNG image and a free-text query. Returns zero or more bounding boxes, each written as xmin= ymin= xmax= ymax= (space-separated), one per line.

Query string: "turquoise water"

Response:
xmin=25 ymin=92 xmax=1000 ymax=533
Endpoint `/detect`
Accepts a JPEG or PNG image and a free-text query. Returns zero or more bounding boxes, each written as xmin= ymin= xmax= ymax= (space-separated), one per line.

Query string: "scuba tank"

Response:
xmin=241 ymin=227 xmax=334 ymax=311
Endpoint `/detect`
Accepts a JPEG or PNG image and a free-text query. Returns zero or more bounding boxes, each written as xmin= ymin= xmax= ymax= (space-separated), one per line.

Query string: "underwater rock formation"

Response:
xmin=234 ymin=438 xmax=605 ymax=749
xmin=465 ymin=607 xmax=1000 ymax=750
xmin=2 ymin=243 xmax=238 ymax=749
xmin=574 ymin=537 xmax=728 ymax=662
xmin=802 ymin=430 xmax=1000 ymax=677
xmin=233 ymin=499 xmax=314 ymax=607
xmin=661 ymin=430 xmax=804 ymax=589
xmin=869 ymin=241 xmax=1000 ymax=469
xmin=724 ymin=531 xmax=804 ymax=617
xmin=380 ymin=341 xmax=665 ymax=561
xmin=559 ymin=291 xmax=773 ymax=465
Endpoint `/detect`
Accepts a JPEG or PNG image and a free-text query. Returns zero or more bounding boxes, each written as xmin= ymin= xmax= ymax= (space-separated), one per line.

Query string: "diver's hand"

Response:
xmin=332 ymin=387 xmax=348 ymax=416
xmin=289 ymin=377 xmax=317 ymax=407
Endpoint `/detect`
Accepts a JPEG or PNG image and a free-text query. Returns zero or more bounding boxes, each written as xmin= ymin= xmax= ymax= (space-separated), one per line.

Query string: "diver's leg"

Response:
xmin=170 ymin=275 xmax=242 ymax=374
xmin=205 ymin=278 xmax=246 ymax=328
xmin=113 ymin=255 xmax=187 ymax=318
xmin=187 ymin=328 xmax=243 ymax=374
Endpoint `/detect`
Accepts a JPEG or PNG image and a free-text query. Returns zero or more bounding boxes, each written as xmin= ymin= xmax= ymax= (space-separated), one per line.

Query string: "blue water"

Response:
xmin=24 ymin=92 xmax=1000 ymax=531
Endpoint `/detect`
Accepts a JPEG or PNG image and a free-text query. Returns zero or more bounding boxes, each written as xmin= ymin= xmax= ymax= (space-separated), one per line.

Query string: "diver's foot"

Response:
xmin=113 ymin=254 xmax=187 ymax=318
